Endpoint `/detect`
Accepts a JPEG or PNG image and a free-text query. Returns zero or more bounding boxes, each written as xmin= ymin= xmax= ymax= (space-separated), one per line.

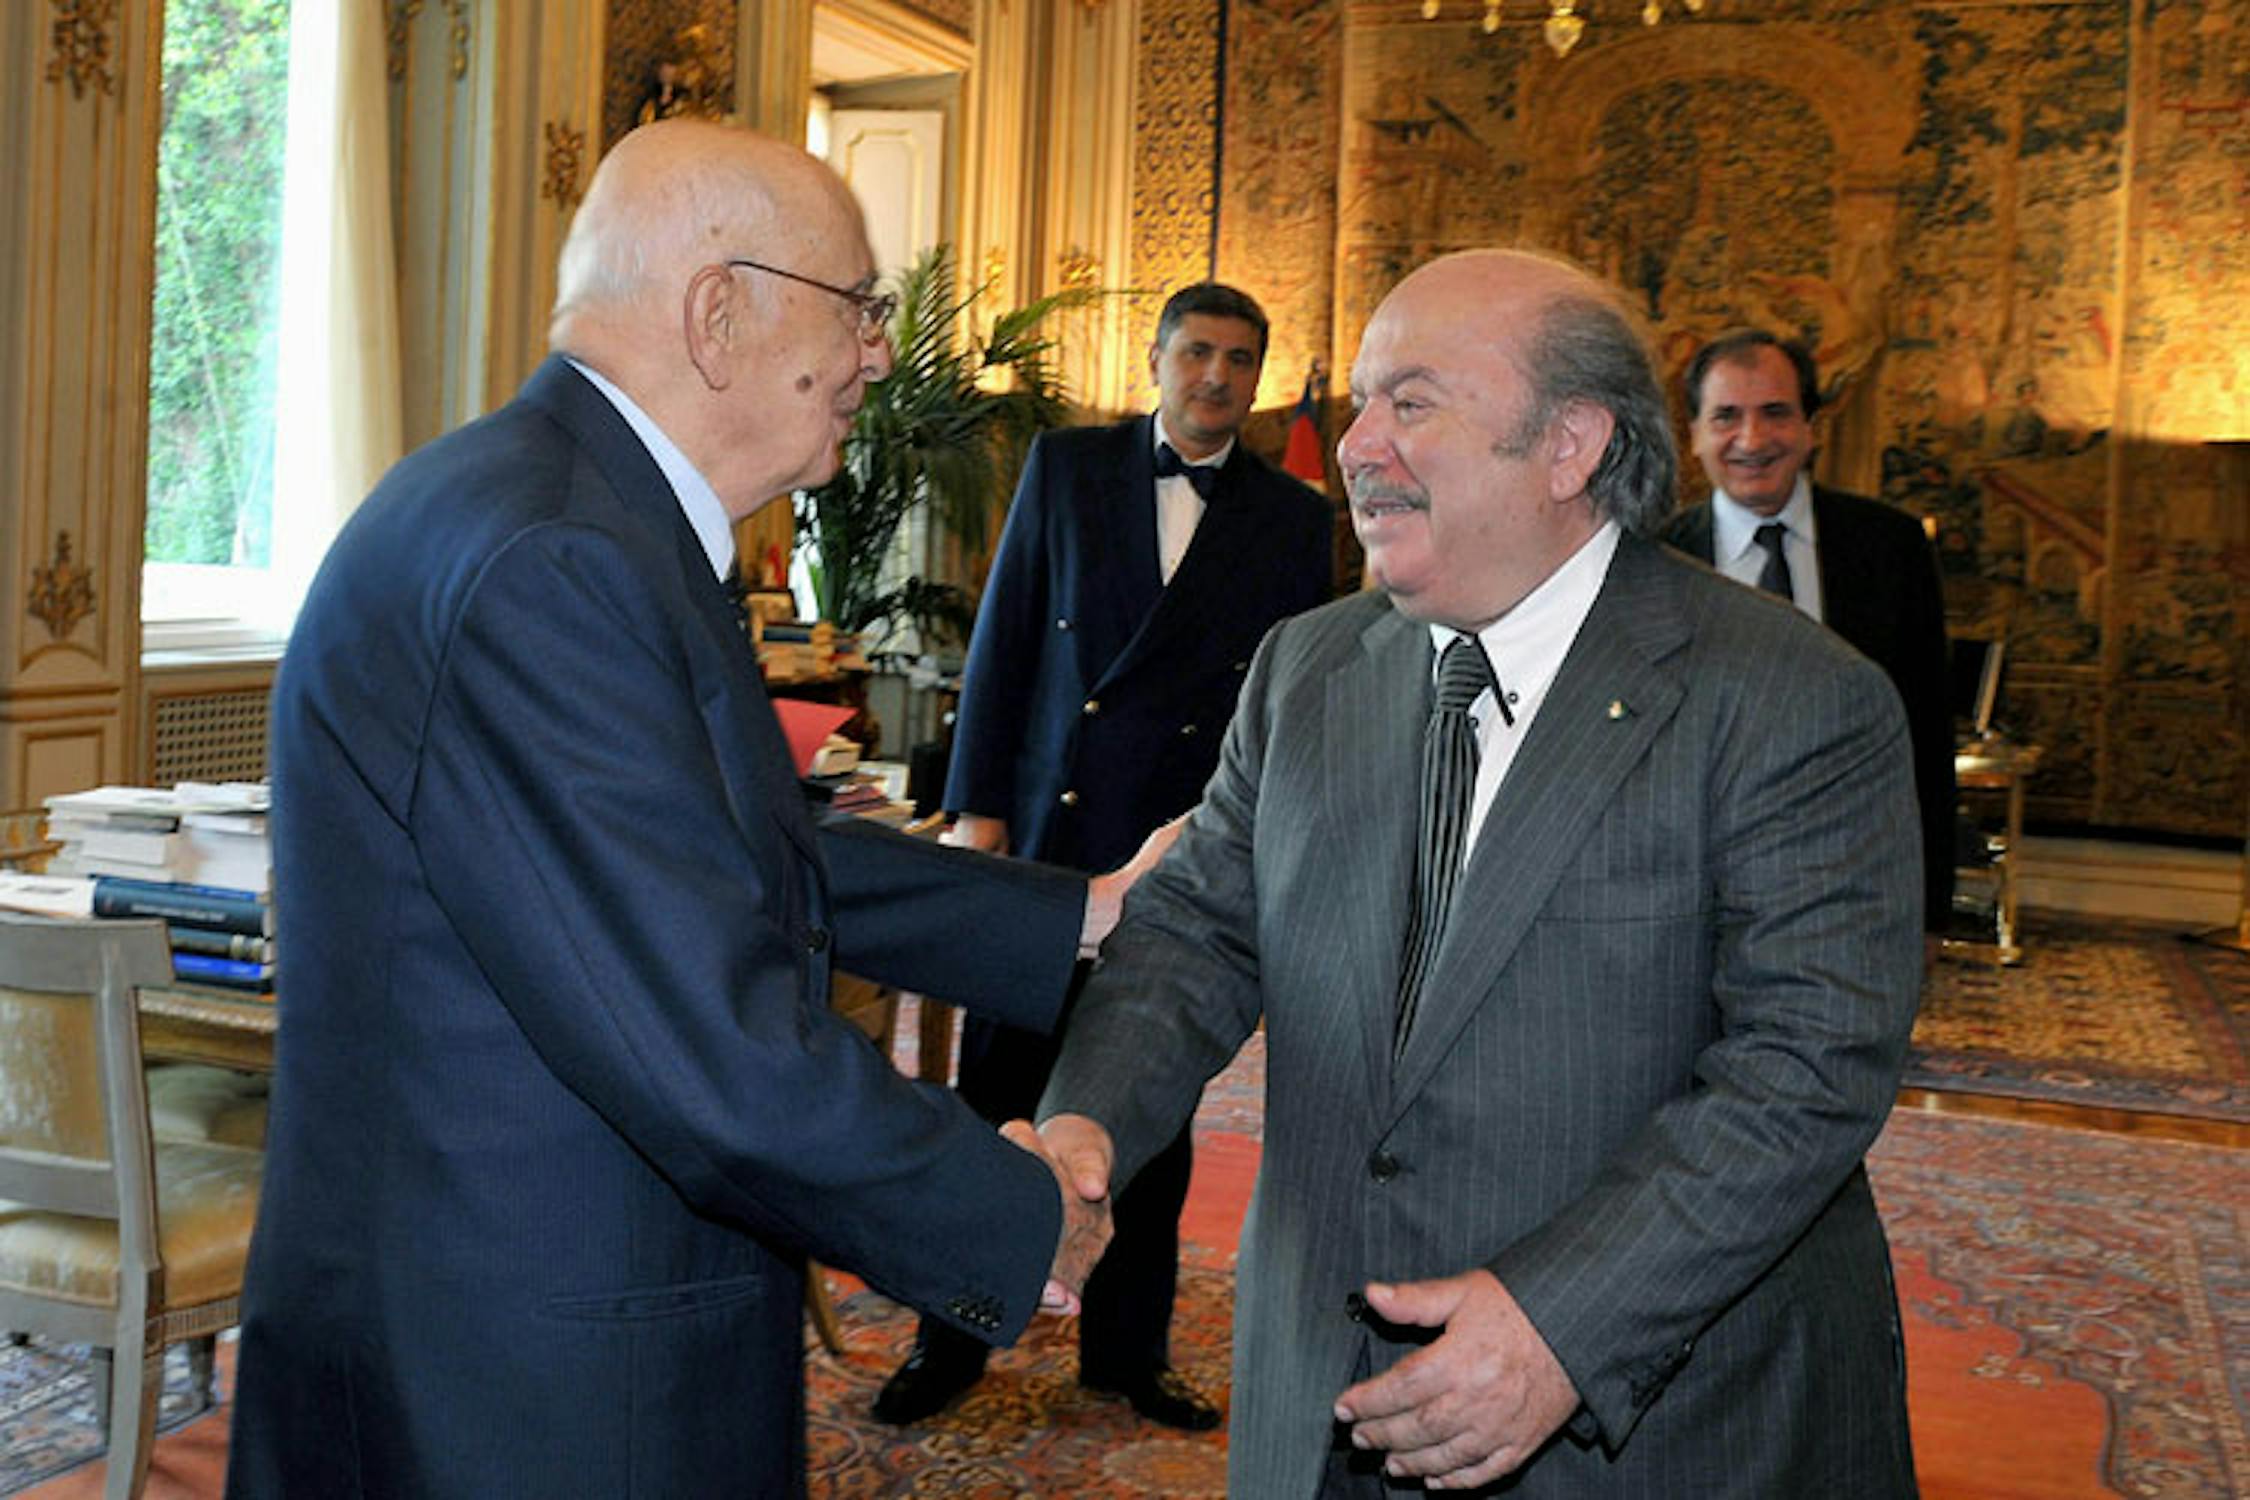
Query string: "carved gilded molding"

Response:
xmin=386 ymin=1 xmax=471 ymax=85
xmin=444 ymin=0 xmax=471 ymax=80
xmin=45 ymin=0 xmax=117 ymax=98
xmin=1058 ymin=248 xmax=1102 ymax=291
xmin=388 ymin=0 xmax=424 ymax=83
xmin=542 ymin=121 xmax=587 ymax=210
xmin=28 ymin=533 xmax=96 ymax=642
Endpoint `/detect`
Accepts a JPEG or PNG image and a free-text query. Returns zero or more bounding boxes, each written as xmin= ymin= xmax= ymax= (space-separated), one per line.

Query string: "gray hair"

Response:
xmin=1503 ymin=289 xmax=1678 ymax=538
xmin=548 ymin=142 xmax=785 ymax=343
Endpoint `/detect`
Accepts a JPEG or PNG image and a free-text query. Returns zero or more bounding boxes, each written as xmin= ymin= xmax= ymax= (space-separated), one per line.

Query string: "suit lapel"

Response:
xmin=1809 ymin=488 xmax=1869 ymax=644
xmin=1099 ymin=445 xmax=1267 ymax=691
xmin=1076 ymin=419 xmax=1162 ymax=686
xmin=1329 ymin=606 xmax=1429 ymax=1118
xmin=1387 ymin=538 xmax=1691 ymax=1118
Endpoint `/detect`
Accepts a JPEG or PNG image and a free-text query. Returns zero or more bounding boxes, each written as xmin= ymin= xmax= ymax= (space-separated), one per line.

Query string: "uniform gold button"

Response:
xmin=1082 ymin=699 xmax=1100 ymax=716
xmin=1060 ymin=790 xmax=1080 ymax=807
xmin=1180 ymin=724 xmax=1198 ymax=737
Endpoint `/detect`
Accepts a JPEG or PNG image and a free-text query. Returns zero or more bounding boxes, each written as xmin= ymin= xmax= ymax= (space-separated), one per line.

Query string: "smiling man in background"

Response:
xmin=1662 ymin=329 xmax=1955 ymax=935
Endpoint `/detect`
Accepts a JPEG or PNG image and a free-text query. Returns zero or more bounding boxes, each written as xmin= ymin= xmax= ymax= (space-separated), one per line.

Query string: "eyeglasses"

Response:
xmin=724 ymin=257 xmax=896 ymax=343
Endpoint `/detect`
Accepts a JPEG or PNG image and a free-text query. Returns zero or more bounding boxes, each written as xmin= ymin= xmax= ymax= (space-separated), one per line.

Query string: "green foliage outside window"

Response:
xmin=145 ymin=0 xmax=291 ymax=568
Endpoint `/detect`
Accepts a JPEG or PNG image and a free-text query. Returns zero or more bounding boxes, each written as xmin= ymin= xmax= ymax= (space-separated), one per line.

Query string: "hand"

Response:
xmin=941 ymin=812 xmax=1009 ymax=856
xmin=1036 ymin=1112 xmax=1115 ymax=1206
xmin=1332 ymin=1271 xmax=1580 ymax=1490
xmin=1079 ymin=813 xmax=1188 ymax=956
xmin=999 ymin=1118 xmax=1111 ymax=1314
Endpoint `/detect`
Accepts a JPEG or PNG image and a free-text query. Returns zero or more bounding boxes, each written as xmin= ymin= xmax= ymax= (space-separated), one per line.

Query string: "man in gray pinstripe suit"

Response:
xmin=1038 ymin=249 xmax=1922 ymax=1497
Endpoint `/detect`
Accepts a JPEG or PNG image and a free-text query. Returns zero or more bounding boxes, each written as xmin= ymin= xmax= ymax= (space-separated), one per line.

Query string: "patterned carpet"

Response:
xmin=803 ymin=1028 xmax=2250 ymax=1499
xmin=1911 ymin=917 xmax=2250 ymax=1121
xmin=1872 ymin=1111 xmax=2250 ymax=1499
xmin=0 ymin=1341 xmax=212 ymax=1496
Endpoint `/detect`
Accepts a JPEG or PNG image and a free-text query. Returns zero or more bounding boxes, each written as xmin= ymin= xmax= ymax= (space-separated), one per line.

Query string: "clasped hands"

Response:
xmin=998 ymin=1116 xmax=1115 ymax=1314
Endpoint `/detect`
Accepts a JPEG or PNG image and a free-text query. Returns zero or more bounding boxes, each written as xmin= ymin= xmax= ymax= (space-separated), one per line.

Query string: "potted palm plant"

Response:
xmin=795 ymin=244 xmax=1097 ymax=653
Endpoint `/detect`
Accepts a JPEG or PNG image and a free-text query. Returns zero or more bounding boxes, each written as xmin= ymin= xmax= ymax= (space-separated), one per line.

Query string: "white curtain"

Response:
xmin=268 ymin=0 xmax=402 ymax=625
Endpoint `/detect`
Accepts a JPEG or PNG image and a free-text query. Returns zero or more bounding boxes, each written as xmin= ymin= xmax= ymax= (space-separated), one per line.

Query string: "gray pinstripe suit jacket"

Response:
xmin=1044 ymin=534 xmax=1922 ymax=1498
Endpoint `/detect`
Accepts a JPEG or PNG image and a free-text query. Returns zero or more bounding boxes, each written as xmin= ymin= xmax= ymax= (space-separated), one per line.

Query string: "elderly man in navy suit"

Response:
xmin=228 ymin=121 xmax=1143 ymax=1499
xmin=872 ymin=284 xmax=1334 ymax=1430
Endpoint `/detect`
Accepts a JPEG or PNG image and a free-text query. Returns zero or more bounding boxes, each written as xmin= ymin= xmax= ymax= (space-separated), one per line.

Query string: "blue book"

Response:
xmin=170 ymin=951 xmax=276 ymax=989
xmin=92 ymin=875 xmax=272 ymax=937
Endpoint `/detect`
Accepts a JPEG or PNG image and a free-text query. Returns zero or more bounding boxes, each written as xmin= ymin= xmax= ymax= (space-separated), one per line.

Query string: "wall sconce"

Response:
xmin=1421 ymin=0 xmax=1706 ymax=55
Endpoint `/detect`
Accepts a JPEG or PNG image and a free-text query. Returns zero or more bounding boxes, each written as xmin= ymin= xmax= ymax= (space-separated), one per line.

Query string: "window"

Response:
xmin=142 ymin=0 xmax=291 ymax=650
xmin=143 ymin=0 xmax=396 ymax=656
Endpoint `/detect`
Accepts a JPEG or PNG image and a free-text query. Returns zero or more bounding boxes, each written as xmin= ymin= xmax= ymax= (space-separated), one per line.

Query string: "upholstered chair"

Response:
xmin=0 ymin=914 xmax=263 ymax=1499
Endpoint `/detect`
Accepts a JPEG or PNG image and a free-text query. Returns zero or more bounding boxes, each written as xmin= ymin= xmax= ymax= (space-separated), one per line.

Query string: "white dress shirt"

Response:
xmin=568 ymin=357 xmax=735 ymax=582
xmin=1151 ymin=413 xmax=1232 ymax=586
xmin=1428 ymin=521 xmax=1621 ymax=861
xmin=1710 ymin=477 xmax=1824 ymax=623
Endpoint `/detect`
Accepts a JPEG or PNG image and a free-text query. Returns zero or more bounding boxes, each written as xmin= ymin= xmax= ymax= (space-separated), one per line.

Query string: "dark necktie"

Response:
xmin=1394 ymin=634 xmax=1498 ymax=1060
xmin=1154 ymin=443 xmax=1220 ymax=500
xmin=1753 ymin=522 xmax=1795 ymax=602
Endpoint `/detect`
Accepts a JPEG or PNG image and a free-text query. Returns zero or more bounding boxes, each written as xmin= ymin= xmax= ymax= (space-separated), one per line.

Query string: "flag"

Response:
xmin=1281 ymin=364 xmax=1329 ymax=490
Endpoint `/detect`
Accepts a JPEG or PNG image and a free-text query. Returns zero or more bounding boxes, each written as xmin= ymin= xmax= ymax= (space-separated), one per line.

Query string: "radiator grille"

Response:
xmin=151 ymin=688 xmax=271 ymax=785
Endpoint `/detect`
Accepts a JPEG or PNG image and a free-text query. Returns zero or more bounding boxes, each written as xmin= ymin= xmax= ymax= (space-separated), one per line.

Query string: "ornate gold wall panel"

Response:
xmin=0 ymin=0 xmax=162 ymax=808
xmin=1207 ymin=0 xmax=2246 ymax=839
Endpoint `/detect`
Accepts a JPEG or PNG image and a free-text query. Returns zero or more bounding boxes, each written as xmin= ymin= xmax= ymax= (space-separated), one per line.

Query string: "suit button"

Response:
xmin=1179 ymin=723 xmax=1198 ymax=737
xmin=1059 ymin=790 xmax=1079 ymax=807
xmin=1082 ymin=699 xmax=1100 ymax=716
xmin=1056 ymin=618 xmax=1073 ymax=631
xmin=803 ymin=927 xmax=830 ymax=953
xmin=1367 ymin=1149 xmax=1400 ymax=1183
xmin=1233 ymin=660 xmax=1249 ymax=672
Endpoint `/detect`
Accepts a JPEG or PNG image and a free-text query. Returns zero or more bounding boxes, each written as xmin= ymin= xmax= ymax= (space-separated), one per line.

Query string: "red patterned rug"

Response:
xmin=1909 ymin=917 xmax=2250 ymax=1121
xmin=807 ymin=1029 xmax=2250 ymax=1499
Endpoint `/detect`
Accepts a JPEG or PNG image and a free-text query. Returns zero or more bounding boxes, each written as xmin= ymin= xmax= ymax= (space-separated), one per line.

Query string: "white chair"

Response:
xmin=0 ymin=913 xmax=262 ymax=1498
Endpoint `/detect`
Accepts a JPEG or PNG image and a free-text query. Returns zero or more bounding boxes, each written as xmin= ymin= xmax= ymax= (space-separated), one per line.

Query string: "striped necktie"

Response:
xmin=1394 ymin=633 xmax=1497 ymax=1060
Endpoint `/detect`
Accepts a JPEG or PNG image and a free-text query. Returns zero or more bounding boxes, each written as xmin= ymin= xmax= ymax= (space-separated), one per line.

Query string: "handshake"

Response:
xmin=998 ymin=1114 xmax=1117 ymax=1315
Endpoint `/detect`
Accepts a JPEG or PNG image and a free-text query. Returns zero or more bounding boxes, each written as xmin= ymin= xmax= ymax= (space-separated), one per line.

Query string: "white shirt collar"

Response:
xmin=566 ymin=358 xmax=737 ymax=581
xmin=1427 ymin=520 xmax=1621 ymax=712
xmin=1709 ymin=474 xmax=1815 ymax=566
xmin=1151 ymin=411 xmax=1234 ymax=469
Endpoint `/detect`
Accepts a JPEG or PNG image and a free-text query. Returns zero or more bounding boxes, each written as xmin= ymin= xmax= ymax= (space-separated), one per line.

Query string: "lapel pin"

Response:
xmin=1607 ymin=699 xmax=1630 ymax=721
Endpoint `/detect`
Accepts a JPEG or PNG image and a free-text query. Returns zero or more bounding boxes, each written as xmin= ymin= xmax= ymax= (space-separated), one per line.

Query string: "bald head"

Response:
xmin=1339 ymin=247 xmax=1675 ymax=627
xmin=551 ymin=120 xmax=857 ymax=357
xmin=1391 ymin=249 xmax=1675 ymax=535
xmin=543 ymin=121 xmax=894 ymax=519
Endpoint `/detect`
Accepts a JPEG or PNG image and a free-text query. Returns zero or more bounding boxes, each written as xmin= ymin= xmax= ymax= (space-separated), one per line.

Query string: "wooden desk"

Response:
xmin=135 ymin=976 xmax=937 ymax=1078
xmin=140 ymin=982 xmax=276 ymax=1070
xmin=1946 ymin=735 xmax=2044 ymax=966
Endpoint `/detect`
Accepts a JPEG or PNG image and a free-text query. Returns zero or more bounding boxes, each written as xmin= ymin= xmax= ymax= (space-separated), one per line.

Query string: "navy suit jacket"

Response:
xmin=947 ymin=415 xmax=1333 ymax=873
xmin=229 ymin=358 xmax=1087 ymax=1498
xmin=1663 ymin=487 xmax=1956 ymax=925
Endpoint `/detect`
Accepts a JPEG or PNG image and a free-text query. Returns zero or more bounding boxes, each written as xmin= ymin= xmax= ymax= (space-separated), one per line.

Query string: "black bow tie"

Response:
xmin=1154 ymin=444 xmax=1220 ymax=500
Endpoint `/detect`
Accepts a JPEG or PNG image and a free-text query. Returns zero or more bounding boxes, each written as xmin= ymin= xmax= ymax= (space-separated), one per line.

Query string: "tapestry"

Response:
xmin=1206 ymin=0 xmax=2250 ymax=840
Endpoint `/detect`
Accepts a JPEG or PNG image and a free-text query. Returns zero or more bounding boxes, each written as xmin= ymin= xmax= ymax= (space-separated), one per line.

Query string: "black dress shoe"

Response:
xmin=1081 ymin=1366 xmax=1222 ymax=1431
xmin=871 ymin=1347 xmax=986 ymax=1426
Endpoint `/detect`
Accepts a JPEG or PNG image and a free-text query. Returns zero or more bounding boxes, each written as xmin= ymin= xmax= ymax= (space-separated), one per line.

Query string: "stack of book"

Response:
xmin=753 ymin=619 xmax=837 ymax=682
xmin=26 ymin=782 xmax=276 ymax=992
